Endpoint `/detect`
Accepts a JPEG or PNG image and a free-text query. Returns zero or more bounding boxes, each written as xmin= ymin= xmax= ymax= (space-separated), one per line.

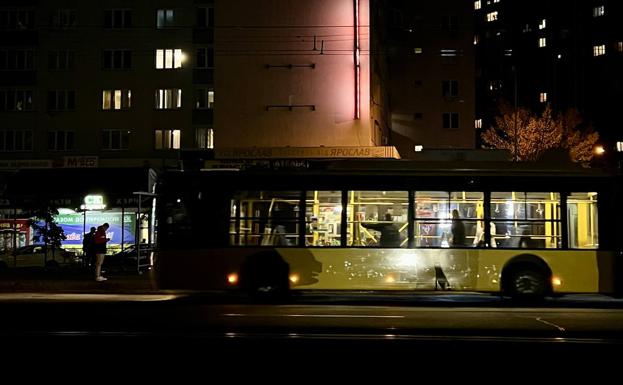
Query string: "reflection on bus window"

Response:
xmin=305 ymin=191 xmax=342 ymax=246
xmin=414 ymin=191 xmax=483 ymax=247
xmin=347 ymin=191 xmax=408 ymax=247
xmin=567 ymin=192 xmax=598 ymax=249
xmin=229 ymin=191 xmax=300 ymax=246
xmin=491 ymin=192 xmax=561 ymax=249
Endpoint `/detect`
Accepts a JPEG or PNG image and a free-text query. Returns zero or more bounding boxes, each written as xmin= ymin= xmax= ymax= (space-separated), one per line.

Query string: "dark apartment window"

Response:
xmin=414 ymin=80 xmax=423 ymax=87
xmin=442 ymin=112 xmax=459 ymax=129
xmin=195 ymin=88 xmax=214 ymax=109
xmin=102 ymin=129 xmax=130 ymax=150
xmin=104 ymin=9 xmax=132 ymax=28
xmin=414 ymin=113 xmax=423 ymax=120
xmin=47 ymin=90 xmax=75 ymax=111
xmin=0 ymin=129 xmax=32 ymax=152
xmin=442 ymin=80 xmax=459 ymax=97
xmin=47 ymin=130 xmax=75 ymax=151
xmin=442 ymin=15 xmax=458 ymax=34
xmin=0 ymin=9 xmax=35 ymax=30
xmin=103 ymin=50 xmax=132 ymax=70
xmin=48 ymin=50 xmax=74 ymax=70
xmin=52 ymin=9 xmax=76 ymax=29
xmin=0 ymin=49 xmax=34 ymax=70
xmin=196 ymin=47 xmax=214 ymax=68
xmin=196 ymin=6 xmax=214 ymax=28
xmin=0 ymin=89 xmax=33 ymax=111
xmin=157 ymin=9 xmax=175 ymax=28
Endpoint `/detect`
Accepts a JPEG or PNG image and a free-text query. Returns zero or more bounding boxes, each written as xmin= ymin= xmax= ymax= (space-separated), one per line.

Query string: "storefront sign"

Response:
xmin=215 ymin=146 xmax=401 ymax=160
xmin=0 ymin=159 xmax=52 ymax=169
xmin=64 ymin=156 xmax=98 ymax=168
xmin=81 ymin=195 xmax=106 ymax=210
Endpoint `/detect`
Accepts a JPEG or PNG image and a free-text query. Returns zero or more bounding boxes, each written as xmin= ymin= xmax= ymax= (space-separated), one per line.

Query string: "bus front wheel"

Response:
xmin=506 ymin=268 xmax=549 ymax=301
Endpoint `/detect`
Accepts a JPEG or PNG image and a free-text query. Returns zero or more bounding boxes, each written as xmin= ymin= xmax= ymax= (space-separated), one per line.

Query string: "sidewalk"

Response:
xmin=0 ymin=267 xmax=158 ymax=293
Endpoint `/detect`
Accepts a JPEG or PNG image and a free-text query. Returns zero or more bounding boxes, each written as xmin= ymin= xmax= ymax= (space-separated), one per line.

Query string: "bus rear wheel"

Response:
xmin=506 ymin=269 xmax=549 ymax=301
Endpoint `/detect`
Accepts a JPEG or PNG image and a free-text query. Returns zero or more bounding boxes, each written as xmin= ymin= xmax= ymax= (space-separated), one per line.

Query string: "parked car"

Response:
xmin=0 ymin=244 xmax=79 ymax=270
xmin=103 ymin=244 xmax=152 ymax=271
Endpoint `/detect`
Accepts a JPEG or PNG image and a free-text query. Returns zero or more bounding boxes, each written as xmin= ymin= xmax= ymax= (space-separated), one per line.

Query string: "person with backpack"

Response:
xmin=82 ymin=227 xmax=96 ymax=270
xmin=93 ymin=223 xmax=110 ymax=282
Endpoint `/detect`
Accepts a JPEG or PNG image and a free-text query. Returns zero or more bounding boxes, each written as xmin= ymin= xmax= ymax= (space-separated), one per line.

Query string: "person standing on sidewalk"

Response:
xmin=94 ymin=223 xmax=110 ymax=282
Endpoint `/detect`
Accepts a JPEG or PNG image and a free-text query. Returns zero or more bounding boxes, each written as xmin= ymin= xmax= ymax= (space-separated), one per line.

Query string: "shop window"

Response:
xmin=567 ymin=192 xmax=598 ymax=249
xmin=305 ymin=191 xmax=342 ymax=247
xmin=491 ymin=192 xmax=561 ymax=249
xmin=347 ymin=191 xmax=408 ymax=247
xmin=229 ymin=191 xmax=301 ymax=246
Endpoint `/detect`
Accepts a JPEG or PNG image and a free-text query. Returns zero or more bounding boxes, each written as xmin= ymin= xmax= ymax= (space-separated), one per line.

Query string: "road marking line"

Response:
xmin=223 ymin=313 xmax=404 ymax=319
xmin=536 ymin=317 xmax=566 ymax=332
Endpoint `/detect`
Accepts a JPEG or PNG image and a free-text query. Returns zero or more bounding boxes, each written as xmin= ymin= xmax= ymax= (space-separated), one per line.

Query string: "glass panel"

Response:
xmin=114 ymin=90 xmax=121 ymax=110
xmin=567 ymin=192 xmax=599 ymax=249
xmin=491 ymin=192 xmax=524 ymax=220
xmin=174 ymin=49 xmax=182 ymax=68
xmin=414 ymin=191 xmax=448 ymax=247
xmin=347 ymin=190 xmax=408 ymax=247
xmin=165 ymin=49 xmax=173 ymax=68
xmin=495 ymin=221 xmax=561 ymax=249
xmin=230 ymin=191 xmax=301 ymax=246
xmin=305 ymin=191 xmax=342 ymax=246
xmin=156 ymin=49 xmax=163 ymax=68
xmin=526 ymin=192 xmax=560 ymax=220
xmin=102 ymin=90 xmax=111 ymax=109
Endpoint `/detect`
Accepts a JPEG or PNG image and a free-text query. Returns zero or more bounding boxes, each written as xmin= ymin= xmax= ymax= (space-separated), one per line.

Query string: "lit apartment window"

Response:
xmin=442 ymin=80 xmax=459 ymax=97
xmin=195 ymin=88 xmax=214 ymax=109
xmin=104 ymin=9 xmax=132 ymax=28
xmin=522 ymin=24 xmax=532 ymax=33
xmin=102 ymin=129 xmax=130 ymax=150
xmin=0 ymin=49 xmax=34 ymax=70
xmin=102 ymin=89 xmax=131 ymax=110
xmin=593 ymin=45 xmax=606 ymax=56
xmin=155 ymin=129 xmax=181 ymax=150
xmin=440 ymin=49 xmax=458 ymax=57
xmin=504 ymin=49 xmax=513 ymax=56
xmin=493 ymin=0 xmax=500 ymax=3
xmin=474 ymin=35 xmax=480 ymax=45
xmin=474 ymin=1 xmax=481 ymax=10
xmin=103 ymin=50 xmax=131 ymax=69
xmin=196 ymin=128 xmax=214 ymax=149
xmin=539 ymin=92 xmax=547 ymax=103
xmin=486 ymin=11 xmax=498 ymax=22
xmin=48 ymin=90 xmax=75 ymax=110
xmin=156 ymin=49 xmax=183 ymax=69
xmin=156 ymin=9 xmax=174 ymax=28
xmin=414 ymin=47 xmax=423 ymax=54
xmin=616 ymin=42 xmax=622 ymax=52
xmin=196 ymin=47 xmax=214 ymax=68
xmin=196 ymin=6 xmax=214 ymax=28
xmin=0 ymin=9 xmax=35 ymax=30
xmin=155 ymin=89 xmax=182 ymax=109
xmin=617 ymin=142 xmax=623 ymax=152
xmin=593 ymin=6 xmax=605 ymax=17
xmin=47 ymin=130 xmax=75 ymax=151
xmin=539 ymin=37 xmax=547 ymax=47
xmin=475 ymin=119 xmax=482 ymax=129
xmin=48 ymin=50 xmax=74 ymax=70
xmin=539 ymin=19 xmax=546 ymax=29
xmin=0 ymin=89 xmax=33 ymax=111
xmin=442 ymin=112 xmax=459 ymax=129
xmin=0 ymin=129 xmax=33 ymax=152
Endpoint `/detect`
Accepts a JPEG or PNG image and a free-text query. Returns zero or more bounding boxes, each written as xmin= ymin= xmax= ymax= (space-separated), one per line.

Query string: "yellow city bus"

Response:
xmin=155 ymin=159 xmax=622 ymax=299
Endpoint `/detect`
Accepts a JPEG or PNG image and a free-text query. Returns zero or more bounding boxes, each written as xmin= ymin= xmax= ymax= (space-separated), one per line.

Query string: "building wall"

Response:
xmin=215 ymin=0 xmax=376 ymax=147
xmin=382 ymin=0 xmax=476 ymax=156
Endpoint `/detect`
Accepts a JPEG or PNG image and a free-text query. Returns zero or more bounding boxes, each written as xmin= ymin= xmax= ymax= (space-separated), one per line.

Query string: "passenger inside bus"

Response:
xmin=361 ymin=213 xmax=401 ymax=247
